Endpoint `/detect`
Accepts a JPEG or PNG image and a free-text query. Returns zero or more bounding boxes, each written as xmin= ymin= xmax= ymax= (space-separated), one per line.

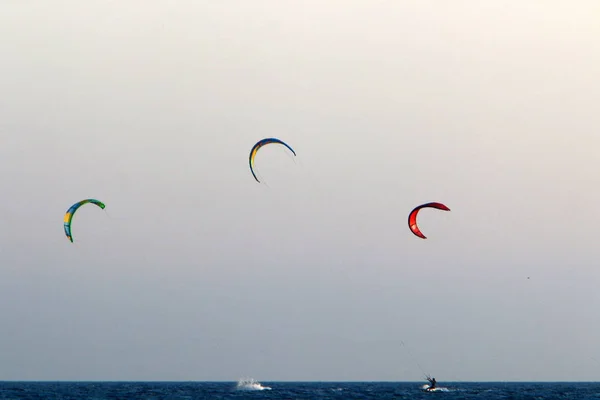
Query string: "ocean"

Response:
xmin=0 ymin=381 xmax=599 ymax=399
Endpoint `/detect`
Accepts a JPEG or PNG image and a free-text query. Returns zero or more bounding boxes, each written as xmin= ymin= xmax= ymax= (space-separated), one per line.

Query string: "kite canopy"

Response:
xmin=249 ymin=138 xmax=296 ymax=183
xmin=63 ymin=199 xmax=106 ymax=242
xmin=408 ymin=202 xmax=450 ymax=239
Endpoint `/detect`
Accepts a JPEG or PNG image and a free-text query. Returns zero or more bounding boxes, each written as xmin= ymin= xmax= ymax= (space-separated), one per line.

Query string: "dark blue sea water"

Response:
xmin=0 ymin=381 xmax=599 ymax=399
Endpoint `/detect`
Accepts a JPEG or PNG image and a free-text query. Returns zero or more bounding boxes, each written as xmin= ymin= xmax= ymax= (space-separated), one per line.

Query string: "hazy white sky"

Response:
xmin=0 ymin=1 xmax=599 ymax=381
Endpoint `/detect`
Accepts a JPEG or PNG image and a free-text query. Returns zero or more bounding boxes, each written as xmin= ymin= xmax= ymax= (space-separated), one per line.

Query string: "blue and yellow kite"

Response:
xmin=249 ymin=138 xmax=296 ymax=182
xmin=63 ymin=199 xmax=105 ymax=243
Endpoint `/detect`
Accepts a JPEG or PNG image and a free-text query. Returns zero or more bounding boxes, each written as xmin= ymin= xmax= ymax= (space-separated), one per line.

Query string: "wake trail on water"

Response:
xmin=235 ymin=378 xmax=271 ymax=391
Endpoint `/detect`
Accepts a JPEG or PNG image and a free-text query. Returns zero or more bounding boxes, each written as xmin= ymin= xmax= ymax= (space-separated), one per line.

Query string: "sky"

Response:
xmin=0 ymin=0 xmax=599 ymax=382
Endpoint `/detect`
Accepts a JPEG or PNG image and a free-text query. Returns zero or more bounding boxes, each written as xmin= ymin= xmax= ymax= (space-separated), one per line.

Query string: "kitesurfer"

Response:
xmin=426 ymin=376 xmax=437 ymax=390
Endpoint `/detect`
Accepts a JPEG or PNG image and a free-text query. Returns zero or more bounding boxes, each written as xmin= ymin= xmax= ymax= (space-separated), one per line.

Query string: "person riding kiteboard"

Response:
xmin=426 ymin=376 xmax=437 ymax=391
